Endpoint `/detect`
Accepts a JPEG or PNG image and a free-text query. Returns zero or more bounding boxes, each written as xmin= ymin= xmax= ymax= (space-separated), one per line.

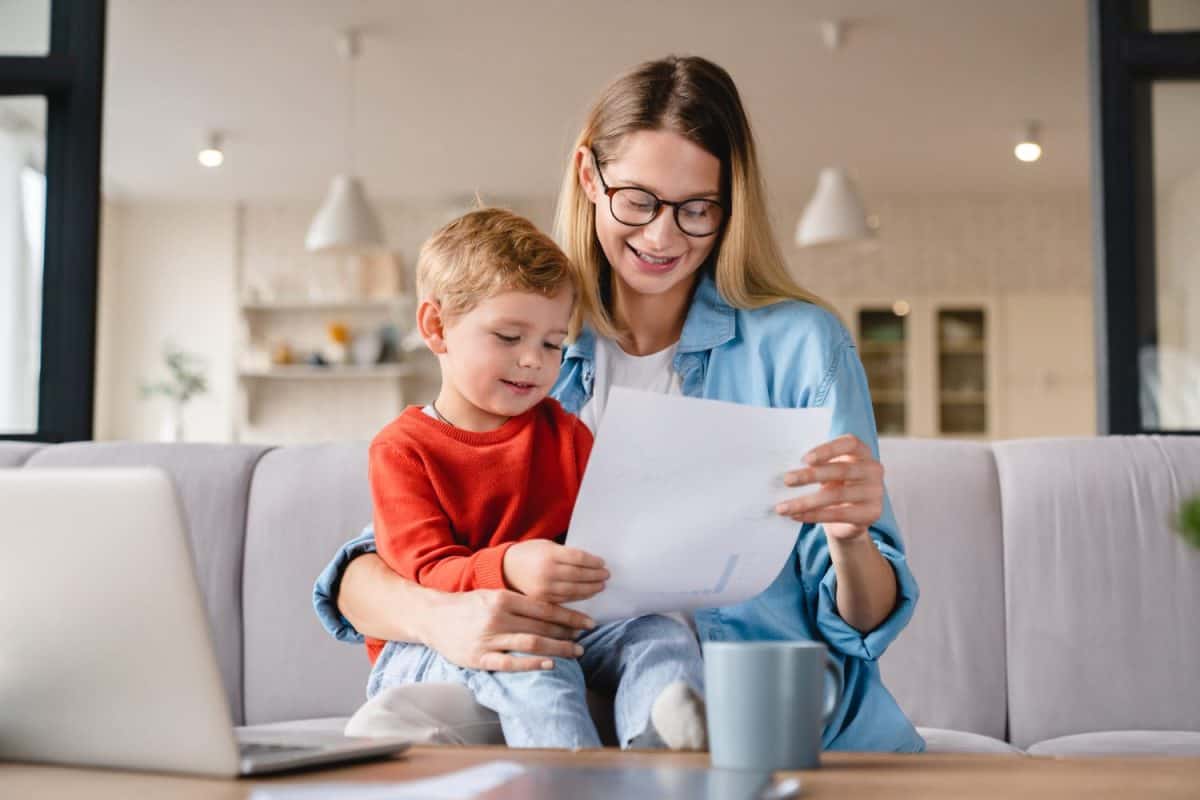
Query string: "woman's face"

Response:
xmin=580 ymin=129 xmax=723 ymax=304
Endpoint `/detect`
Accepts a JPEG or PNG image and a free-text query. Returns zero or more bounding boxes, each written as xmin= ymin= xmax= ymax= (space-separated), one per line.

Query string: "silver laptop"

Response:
xmin=0 ymin=467 xmax=409 ymax=777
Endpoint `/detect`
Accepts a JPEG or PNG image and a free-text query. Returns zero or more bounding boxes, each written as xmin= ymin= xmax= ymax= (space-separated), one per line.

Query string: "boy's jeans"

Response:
xmin=367 ymin=613 xmax=705 ymax=749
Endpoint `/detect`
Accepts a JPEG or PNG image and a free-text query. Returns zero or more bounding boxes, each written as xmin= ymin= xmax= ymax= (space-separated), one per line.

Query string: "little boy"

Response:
xmin=365 ymin=208 xmax=705 ymax=750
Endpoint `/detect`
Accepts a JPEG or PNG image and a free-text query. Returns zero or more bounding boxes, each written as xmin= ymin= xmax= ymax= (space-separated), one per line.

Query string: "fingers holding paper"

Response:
xmin=774 ymin=433 xmax=884 ymax=540
xmin=502 ymin=539 xmax=610 ymax=603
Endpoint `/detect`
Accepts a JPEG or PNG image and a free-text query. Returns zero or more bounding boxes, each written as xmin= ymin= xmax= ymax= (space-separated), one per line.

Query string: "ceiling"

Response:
xmin=3 ymin=1 xmax=1197 ymax=201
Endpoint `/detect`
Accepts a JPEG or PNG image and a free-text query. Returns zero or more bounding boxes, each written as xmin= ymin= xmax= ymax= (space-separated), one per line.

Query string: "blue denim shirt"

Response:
xmin=313 ymin=274 xmax=924 ymax=753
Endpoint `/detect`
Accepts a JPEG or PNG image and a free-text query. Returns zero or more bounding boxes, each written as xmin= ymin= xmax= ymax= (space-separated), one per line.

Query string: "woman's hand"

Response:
xmin=774 ymin=433 xmax=884 ymax=542
xmin=429 ymin=588 xmax=598 ymax=672
xmin=338 ymin=552 xmax=597 ymax=672
xmin=502 ymin=540 xmax=609 ymax=603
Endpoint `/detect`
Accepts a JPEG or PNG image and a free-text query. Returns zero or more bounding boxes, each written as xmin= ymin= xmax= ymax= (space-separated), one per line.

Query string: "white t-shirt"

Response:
xmin=577 ymin=336 xmax=683 ymax=434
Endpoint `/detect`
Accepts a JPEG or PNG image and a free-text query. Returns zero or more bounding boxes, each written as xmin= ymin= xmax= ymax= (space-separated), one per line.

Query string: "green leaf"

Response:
xmin=1175 ymin=494 xmax=1200 ymax=550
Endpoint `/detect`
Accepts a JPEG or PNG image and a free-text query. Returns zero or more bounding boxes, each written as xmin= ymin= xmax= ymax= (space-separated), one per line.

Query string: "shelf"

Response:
xmin=938 ymin=340 xmax=985 ymax=354
xmin=239 ymin=364 xmax=416 ymax=380
xmin=871 ymin=390 xmax=907 ymax=404
xmin=240 ymin=297 xmax=409 ymax=313
xmin=939 ymin=390 xmax=987 ymax=405
xmin=860 ymin=341 xmax=906 ymax=354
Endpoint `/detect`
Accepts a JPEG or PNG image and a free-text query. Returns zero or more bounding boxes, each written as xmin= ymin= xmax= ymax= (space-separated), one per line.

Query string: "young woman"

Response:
xmin=314 ymin=55 xmax=924 ymax=752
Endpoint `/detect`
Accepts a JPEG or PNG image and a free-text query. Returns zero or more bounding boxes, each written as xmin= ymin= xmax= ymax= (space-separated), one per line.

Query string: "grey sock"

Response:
xmin=649 ymin=681 xmax=708 ymax=751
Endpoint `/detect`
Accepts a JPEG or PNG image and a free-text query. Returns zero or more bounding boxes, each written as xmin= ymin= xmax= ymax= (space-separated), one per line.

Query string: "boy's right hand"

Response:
xmin=502 ymin=540 xmax=609 ymax=603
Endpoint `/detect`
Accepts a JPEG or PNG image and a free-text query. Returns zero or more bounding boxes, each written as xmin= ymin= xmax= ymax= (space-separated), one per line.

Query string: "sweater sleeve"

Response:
xmin=369 ymin=441 xmax=515 ymax=592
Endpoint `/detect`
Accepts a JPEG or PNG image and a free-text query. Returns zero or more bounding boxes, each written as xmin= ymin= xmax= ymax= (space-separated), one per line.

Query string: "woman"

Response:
xmin=314 ymin=55 xmax=923 ymax=752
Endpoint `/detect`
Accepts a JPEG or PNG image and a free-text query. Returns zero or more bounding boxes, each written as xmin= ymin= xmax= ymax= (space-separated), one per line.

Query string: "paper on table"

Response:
xmin=565 ymin=387 xmax=832 ymax=623
xmin=248 ymin=760 xmax=525 ymax=800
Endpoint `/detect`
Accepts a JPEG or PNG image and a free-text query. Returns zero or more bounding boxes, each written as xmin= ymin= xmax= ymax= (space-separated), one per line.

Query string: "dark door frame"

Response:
xmin=1090 ymin=0 xmax=1200 ymax=433
xmin=0 ymin=1 xmax=106 ymax=442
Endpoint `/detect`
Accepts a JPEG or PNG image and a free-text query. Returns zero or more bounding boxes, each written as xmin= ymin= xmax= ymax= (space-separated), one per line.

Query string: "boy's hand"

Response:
xmin=502 ymin=540 xmax=609 ymax=603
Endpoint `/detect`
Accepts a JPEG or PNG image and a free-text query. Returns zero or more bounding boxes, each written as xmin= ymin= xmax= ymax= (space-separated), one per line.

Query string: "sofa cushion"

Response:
xmin=996 ymin=437 xmax=1200 ymax=750
xmin=877 ymin=439 xmax=1008 ymax=742
xmin=0 ymin=442 xmax=42 ymax=466
xmin=242 ymin=443 xmax=378 ymax=724
xmin=916 ymin=727 xmax=1025 ymax=755
xmin=24 ymin=442 xmax=269 ymax=724
xmin=1027 ymin=731 xmax=1200 ymax=757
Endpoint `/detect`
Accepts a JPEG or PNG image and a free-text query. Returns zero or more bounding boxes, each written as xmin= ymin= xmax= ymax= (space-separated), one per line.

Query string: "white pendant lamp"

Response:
xmin=794 ymin=167 xmax=872 ymax=248
xmin=306 ymin=30 xmax=384 ymax=255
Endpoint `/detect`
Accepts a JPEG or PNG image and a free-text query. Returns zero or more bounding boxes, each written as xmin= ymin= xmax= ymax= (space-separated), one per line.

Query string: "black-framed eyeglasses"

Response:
xmin=590 ymin=148 xmax=726 ymax=238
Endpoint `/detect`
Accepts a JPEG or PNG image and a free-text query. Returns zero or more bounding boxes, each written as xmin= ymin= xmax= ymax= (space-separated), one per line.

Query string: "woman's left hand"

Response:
xmin=774 ymin=433 xmax=884 ymax=542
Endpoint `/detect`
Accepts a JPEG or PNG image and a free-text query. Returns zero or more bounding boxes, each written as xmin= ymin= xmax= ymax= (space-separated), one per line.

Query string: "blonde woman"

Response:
xmin=315 ymin=56 xmax=923 ymax=753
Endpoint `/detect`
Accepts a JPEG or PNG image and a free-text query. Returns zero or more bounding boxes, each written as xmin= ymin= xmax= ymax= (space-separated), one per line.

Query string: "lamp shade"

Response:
xmin=305 ymin=174 xmax=384 ymax=254
xmin=795 ymin=167 xmax=872 ymax=248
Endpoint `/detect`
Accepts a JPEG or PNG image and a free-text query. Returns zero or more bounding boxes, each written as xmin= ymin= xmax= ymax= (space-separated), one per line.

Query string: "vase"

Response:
xmin=159 ymin=400 xmax=185 ymax=442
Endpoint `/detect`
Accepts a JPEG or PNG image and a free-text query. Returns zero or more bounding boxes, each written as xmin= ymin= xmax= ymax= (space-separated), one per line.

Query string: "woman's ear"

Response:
xmin=416 ymin=299 xmax=449 ymax=355
xmin=576 ymin=146 xmax=600 ymax=205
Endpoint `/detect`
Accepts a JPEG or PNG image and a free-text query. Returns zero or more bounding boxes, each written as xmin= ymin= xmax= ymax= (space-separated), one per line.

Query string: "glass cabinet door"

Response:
xmin=857 ymin=309 xmax=908 ymax=436
xmin=937 ymin=308 xmax=987 ymax=435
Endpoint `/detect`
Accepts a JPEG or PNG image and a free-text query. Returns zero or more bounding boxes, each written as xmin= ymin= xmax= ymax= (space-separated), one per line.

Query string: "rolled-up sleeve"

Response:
xmin=803 ymin=332 xmax=920 ymax=661
xmin=312 ymin=524 xmax=379 ymax=644
xmin=813 ymin=527 xmax=919 ymax=660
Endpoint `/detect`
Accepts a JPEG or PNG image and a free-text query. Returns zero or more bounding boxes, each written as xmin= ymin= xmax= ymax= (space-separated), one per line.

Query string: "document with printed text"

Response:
xmin=566 ymin=387 xmax=832 ymax=623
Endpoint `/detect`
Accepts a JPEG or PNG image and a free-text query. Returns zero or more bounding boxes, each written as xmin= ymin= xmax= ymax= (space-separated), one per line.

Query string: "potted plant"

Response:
xmin=1176 ymin=494 xmax=1200 ymax=551
xmin=141 ymin=344 xmax=208 ymax=442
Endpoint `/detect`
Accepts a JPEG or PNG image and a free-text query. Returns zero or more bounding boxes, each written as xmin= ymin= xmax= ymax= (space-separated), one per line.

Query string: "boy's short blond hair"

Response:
xmin=416 ymin=208 xmax=578 ymax=321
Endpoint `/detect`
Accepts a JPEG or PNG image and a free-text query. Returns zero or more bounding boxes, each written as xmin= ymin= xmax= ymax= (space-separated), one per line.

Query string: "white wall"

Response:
xmin=781 ymin=190 xmax=1092 ymax=298
xmin=95 ymin=201 xmax=237 ymax=441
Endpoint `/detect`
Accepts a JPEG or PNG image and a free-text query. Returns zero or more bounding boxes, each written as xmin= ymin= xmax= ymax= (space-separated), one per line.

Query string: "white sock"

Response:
xmin=649 ymin=681 xmax=708 ymax=751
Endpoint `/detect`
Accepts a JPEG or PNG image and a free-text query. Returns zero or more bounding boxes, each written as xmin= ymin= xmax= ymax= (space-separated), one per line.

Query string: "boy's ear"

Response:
xmin=576 ymin=146 xmax=600 ymax=205
xmin=416 ymin=299 xmax=449 ymax=355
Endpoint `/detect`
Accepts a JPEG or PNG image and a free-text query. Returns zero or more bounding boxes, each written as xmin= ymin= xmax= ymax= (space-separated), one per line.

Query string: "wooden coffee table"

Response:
xmin=2 ymin=745 xmax=1198 ymax=798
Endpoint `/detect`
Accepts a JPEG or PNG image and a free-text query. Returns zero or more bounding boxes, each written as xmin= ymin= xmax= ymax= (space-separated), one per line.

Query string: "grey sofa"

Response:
xmin=3 ymin=436 xmax=1199 ymax=756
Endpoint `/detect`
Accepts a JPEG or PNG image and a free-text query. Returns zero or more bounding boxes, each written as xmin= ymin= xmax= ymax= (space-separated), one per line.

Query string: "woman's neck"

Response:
xmin=611 ymin=273 xmax=697 ymax=356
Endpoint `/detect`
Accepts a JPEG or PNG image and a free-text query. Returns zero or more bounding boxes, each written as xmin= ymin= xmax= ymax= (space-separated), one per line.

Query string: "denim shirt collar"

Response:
xmin=564 ymin=273 xmax=736 ymax=363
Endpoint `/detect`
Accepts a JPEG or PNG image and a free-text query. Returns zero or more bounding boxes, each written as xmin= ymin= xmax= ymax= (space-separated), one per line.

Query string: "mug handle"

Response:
xmin=822 ymin=656 xmax=843 ymax=724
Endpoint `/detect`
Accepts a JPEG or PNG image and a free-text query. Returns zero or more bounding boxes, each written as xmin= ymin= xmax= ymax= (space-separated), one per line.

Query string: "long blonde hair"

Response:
xmin=554 ymin=55 xmax=827 ymax=339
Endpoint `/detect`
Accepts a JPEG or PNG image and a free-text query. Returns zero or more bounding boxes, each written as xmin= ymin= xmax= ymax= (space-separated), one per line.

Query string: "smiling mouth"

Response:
xmin=502 ymin=380 xmax=536 ymax=390
xmin=629 ymin=244 xmax=680 ymax=267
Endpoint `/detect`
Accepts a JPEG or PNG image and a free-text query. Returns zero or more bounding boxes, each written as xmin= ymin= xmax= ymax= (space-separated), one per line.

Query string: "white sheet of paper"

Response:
xmin=248 ymin=760 xmax=525 ymax=800
xmin=566 ymin=387 xmax=832 ymax=623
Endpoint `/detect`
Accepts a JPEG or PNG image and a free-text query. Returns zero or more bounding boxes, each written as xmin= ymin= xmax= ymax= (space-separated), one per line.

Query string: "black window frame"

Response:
xmin=1091 ymin=0 xmax=1200 ymax=434
xmin=0 ymin=0 xmax=106 ymax=442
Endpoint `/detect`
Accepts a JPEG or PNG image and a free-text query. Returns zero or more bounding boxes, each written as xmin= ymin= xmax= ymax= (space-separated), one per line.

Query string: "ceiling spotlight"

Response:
xmin=197 ymin=132 xmax=224 ymax=168
xmin=1014 ymin=121 xmax=1042 ymax=163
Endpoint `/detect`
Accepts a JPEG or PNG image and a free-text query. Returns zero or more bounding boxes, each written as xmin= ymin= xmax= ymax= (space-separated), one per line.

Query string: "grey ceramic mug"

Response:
xmin=704 ymin=641 xmax=842 ymax=771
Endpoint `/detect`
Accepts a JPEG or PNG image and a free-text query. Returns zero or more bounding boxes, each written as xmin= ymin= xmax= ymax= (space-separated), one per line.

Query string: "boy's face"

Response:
xmin=430 ymin=289 xmax=573 ymax=431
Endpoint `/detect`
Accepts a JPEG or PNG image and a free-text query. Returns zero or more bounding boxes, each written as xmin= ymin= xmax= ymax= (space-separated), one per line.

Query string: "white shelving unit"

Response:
xmin=232 ymin=294 xmax=423 ymax=442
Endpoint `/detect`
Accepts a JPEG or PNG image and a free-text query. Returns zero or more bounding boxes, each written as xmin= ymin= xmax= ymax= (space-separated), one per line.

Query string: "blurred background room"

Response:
xmin=2 ymin=0 xmax=1198 ymax=444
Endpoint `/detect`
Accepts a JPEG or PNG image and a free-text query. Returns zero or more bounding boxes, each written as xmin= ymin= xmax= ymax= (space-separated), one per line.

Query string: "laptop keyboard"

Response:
xmin=239 ymin=741 xmax=324 ymax=758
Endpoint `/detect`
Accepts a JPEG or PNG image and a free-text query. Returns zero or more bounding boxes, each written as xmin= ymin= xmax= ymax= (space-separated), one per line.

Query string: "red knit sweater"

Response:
xmin=365 ymin=399 xmax=593 ymax=663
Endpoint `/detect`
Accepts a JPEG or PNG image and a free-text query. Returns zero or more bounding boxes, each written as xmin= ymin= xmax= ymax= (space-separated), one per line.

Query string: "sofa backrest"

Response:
xmin=995 ymin=437 xmax=1200 ymax=749
xmin=240 ymin=443 xmax=377 ymax=725
xmin=0 ymin=442 xmax=42 ymax=467
xmin=878 ymin=439 xmax=1008 ymax=741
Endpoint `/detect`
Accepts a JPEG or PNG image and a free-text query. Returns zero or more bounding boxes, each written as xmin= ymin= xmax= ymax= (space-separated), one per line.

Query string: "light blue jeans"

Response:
xmin=367 ymin=613 xmax=705 ymax=749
